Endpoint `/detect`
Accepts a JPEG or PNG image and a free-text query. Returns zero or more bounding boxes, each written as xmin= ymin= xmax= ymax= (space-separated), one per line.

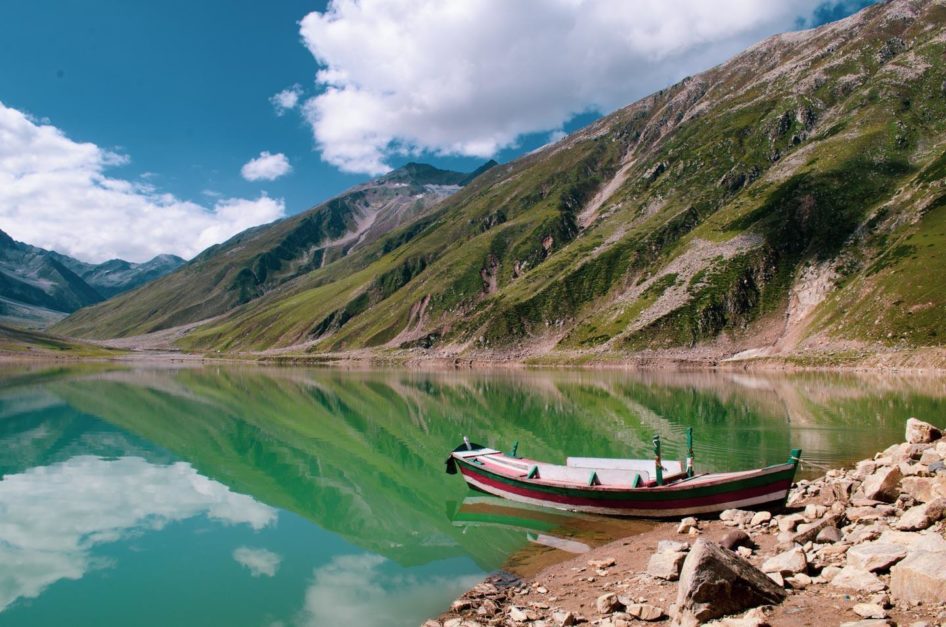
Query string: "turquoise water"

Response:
xmin=0 ymin=364 xmax=943 ymax=626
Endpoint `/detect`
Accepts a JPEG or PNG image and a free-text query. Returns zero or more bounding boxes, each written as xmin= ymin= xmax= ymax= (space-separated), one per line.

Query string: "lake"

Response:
xmin=1 ymin=363 xmax=943 ymax=626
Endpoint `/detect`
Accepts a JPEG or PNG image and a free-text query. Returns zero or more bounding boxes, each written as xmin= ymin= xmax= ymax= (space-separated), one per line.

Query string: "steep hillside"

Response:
xmin=0 ymin=229 xmax=183 ymax=328
xmin=54 ymin=162 xmax=487 ymax=338
xmin=58 ymin=0 xmax=946 ymax=365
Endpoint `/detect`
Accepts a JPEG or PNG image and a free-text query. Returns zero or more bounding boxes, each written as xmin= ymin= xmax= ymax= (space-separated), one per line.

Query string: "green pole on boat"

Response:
xmin=788 ymin=448 xmax=802 ymax=467
xmin=653 ymin=434 xmax=663 ymax=486
xmin=509 ymin=440 xmax=519 ymax=458
xmin=686 ymin=427 xmax=694 ymax=478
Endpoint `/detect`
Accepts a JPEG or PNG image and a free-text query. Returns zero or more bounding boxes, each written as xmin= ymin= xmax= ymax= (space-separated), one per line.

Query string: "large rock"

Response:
xmin=894 ymin=498 xmax=946 ymax=531
xmin=861 ymin=466 xmax=902 ymax=503
xmin=846 ymin=542 xmax=907 ymax=572
xmin=647 ymin=550 xmax=687 ymax=581
xmin=900 ymin=476 xmax=946 ymax=503
xmin=761 ymin=547 xmax=807 ymax=576
xmin=675 ymin=539 xmax=785 ymax=623
xmin=890 ymin=549 xmax=946 ymax=604
xmin=828 ymin=566 xmax=887 ymax=592
xmin=905 ymin=418 xmax=942 ymax=444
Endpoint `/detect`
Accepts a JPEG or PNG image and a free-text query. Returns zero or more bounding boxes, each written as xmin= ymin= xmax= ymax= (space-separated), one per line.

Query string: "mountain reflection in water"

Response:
xmin=0 ymin=364 xmax=943 ymax=625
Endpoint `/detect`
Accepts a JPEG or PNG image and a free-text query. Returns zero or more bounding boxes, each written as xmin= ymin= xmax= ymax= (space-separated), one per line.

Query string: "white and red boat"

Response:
xmin=446 ymin=434 xmax=801 ymax=518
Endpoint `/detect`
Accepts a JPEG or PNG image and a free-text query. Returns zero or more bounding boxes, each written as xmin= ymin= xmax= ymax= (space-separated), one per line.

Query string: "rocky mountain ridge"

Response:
xmin=54 ymin=0 xmax=946 ymax=366
xmin=0 ymin=229 xmax=183 ymax=328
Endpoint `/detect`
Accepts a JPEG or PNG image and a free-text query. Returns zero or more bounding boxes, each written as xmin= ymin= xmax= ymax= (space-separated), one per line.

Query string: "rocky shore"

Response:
xmin=429 ymin=418 xmax=946 ymax=627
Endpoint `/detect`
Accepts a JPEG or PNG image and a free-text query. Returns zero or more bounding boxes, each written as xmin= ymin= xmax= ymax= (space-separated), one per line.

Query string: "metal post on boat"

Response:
xmin=463 ymin=436 xmax=472 ymax=451
xmin=686 ymin=427 xmax=694 ymax=478
xmin=653 ymin=434 xmax=664 ymax=486
xmin=509 ymin=440 xmax=519 ymax=458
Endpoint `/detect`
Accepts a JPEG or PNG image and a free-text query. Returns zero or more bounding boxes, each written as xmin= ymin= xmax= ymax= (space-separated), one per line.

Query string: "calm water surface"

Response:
xmin=1 ymin=364 xmax=944 ymax=626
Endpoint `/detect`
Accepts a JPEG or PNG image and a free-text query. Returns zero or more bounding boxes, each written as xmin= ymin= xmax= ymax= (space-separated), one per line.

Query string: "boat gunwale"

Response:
xmin=452 ymin=451 xmax=794 ymax=495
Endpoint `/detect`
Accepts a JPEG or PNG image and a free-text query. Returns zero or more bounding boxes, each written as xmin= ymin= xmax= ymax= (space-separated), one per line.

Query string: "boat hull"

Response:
xmin=454 ymin=457 xmax=796 ymax=518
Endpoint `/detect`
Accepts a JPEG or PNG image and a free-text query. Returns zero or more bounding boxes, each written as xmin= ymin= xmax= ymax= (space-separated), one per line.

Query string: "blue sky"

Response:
xmin=0 ymin=0 xmax=874 ymax=262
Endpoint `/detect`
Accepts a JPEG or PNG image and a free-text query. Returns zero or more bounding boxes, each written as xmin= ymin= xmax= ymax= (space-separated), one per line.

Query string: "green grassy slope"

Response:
xmin=59 ymin=0 xmax=946 ymax=360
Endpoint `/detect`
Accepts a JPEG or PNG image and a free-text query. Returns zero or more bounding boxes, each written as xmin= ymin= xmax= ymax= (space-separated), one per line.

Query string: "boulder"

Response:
xmin=647 ymin=550 xmax=687 ymax=581
xmin=804 ymin=504 xmax=827 ymax=520
xmin=720 ymin=509 xmax=754 ymax=526
xmin=776 ymin=513 xmax=805 ymax=533
xmin=677 ymin=517 xmax=698 ymax=534
xmin=905 ymin=418 xmax=942 ymax=444
xmin=720 ymin=530 xmax=752 ymax=551
xmin=625 ymin=603 xmax=663 ymax=621
xmin=762 ymin=547 xmax=807 ymax=576
xmin=861 ymin=466 xmax=902 ymax=503
xmin=675 ymin=539 xmax=785 ymax=623
xmin=828 ymin=565 xmax=887 ymax=592
xmin=846 ymin=542 xmax=907 ymax=572
xmin=749 ymin=511 xmax=771 ymax=527
xmin=890 ymin=549 xmax=946 ymax=605
xmin=852 ymin=603 xmax=886 ymax=619
xmin=656 ymin=540 xmax=689 ymax=554
xmin=894 ymin=498 xmax=946 ymax=531
xmin=596 ymin=593 xmax=620 ymax=614
xmin=900 ymin=476 xmax=946 ymax=503
xmin=816 ymin=525 xmax=842 ymax=543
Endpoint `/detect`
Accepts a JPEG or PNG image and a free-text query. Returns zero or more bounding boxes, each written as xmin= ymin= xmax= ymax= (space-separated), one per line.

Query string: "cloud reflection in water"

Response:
xmin=0 ymin=455 xmax=277 ymax=612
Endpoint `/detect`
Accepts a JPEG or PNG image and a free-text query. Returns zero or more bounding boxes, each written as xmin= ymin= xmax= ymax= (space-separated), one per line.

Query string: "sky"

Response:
xmin=0 ymin=0 xmax=873 ymax=263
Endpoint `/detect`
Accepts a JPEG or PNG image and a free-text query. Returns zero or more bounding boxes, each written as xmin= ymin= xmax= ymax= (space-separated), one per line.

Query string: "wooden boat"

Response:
xmin=445 ymin=434 xmax=801 ymax=518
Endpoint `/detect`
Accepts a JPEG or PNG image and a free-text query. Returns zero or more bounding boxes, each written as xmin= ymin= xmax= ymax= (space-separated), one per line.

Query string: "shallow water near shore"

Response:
xmin=0 ymin=363 xmax=944 ymax=626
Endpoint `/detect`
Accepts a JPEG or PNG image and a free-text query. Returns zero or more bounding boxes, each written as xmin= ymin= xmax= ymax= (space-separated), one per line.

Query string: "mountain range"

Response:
xmin=52 ymin=0 xmax=946 ymax=366
xmin=0 ymin=229 xmax=183 ymax=328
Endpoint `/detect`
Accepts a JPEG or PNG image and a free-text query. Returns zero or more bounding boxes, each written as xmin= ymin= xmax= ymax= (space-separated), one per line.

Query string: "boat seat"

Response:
xmin=453 ymin=448 xmax=500 ymax=459
xmin=567 ymin=456 xmax=683 ymax=476
xmin=533 ymin=464 xmax=643 ymax=488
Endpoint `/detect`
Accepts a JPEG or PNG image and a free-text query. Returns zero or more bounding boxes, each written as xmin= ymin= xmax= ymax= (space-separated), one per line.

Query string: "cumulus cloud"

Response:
xmin=299 ymin=554 xmax=482 ymax=627
xmin=233 ymin=547 xmax=282 ymax=577
xmin=299 ymin=0 xmax=852 ymax=174
xmin=270 ymin=84 xmax=304 ymax=115
xmin=0 ymin=101 xmax=285 ymax=263
xmin=240 ymin=151 xmax=293 ymax=182
xmin=0 ymin=455 xmax=277 ymax=612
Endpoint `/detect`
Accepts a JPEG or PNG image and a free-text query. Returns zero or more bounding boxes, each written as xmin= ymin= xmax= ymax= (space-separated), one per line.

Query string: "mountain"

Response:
xmin=55 ymin=0 xmax=946 ymax=365
xmin=0 ymin=229 xmax=183 ymax=328
xmin=53 ymin=161 xmax=485 ymax=337
xmin=50 ymin=253 xmax=185 ymax=299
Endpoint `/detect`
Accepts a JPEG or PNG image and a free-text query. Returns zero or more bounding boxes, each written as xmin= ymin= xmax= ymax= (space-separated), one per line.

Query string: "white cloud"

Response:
xmin=0 ymin=101 xmax=286 ymax=263
xmin=241 ymin=151 xmax=293 ymax=182
xmin=299 ymin=554 xmax=481 ymax=627
xmin=0 ymin=455 xmax=277 ymax=613
xmin=299 ymin=0 xmax=833 ymax=174
xmin=233 ymin=547 xmax=282 ymax=577
xmin=270 ymin=84 xmax=304 ymax=115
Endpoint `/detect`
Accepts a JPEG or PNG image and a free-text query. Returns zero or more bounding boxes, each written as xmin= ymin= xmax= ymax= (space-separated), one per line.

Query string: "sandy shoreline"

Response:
xmin=430 ymin=420 xmax=946 ymax=627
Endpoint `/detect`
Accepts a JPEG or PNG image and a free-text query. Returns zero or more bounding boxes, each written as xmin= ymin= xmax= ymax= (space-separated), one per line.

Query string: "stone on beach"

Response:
xmin=893 ymin=497 xmax=945 ymax=531
xmin=890 ymin=548 xmax=946 ymax=605
xmin=647 ymin=549 xmax=687 ymax=581
xmin=749 ymin=511 xmax=771 ymax=527
xmin=905 ymin=418 xmax=942 ymax=444
xmin=677 ymin=517 xmax=698 ymax=534
xmin=846 ymin=542 xmax=907 ymax=572
xmin=852 ymin=603 xmax=887 ymax=619
xmin=675 ymin=539 xmax=786 ymax=623
xmin=720 ymin=529 xmax=752 ymax=551
xmin=828 ymin=565 xmax=887 ymax=592
xmin=761 ymin=546 xmax=807 ymax=576
xmin=595 ymin=592 xmax=620 ymax=614
xmin=625 ymin=603 xmax=664 ymax=621
xmin=861 ymin=466 xmax=902 ymax=503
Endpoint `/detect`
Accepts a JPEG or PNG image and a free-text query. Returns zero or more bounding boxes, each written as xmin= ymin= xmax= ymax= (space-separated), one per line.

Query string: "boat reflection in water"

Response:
xmin=449 ymin=495 xmax=652 ymax=575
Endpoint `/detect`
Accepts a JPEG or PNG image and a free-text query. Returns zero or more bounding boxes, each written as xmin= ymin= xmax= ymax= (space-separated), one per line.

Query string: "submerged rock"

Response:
xmin=675 ymin=539 xmax=785 ymax=623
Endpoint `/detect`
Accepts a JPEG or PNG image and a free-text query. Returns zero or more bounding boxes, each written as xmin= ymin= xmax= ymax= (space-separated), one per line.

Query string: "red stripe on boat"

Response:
xmin=459 ymin=465 xmax=790 ymax=511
